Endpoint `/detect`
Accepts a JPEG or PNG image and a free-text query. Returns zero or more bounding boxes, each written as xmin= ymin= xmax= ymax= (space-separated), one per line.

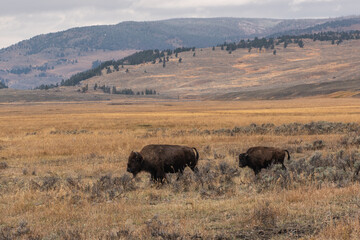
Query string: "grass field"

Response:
xmin=1 ymin=98 xmax=360 ymax=239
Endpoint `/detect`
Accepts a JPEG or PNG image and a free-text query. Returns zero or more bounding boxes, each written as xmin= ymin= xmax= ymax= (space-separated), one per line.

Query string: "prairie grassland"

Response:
xmin=1 ymin=98 xmax=360 ymax=239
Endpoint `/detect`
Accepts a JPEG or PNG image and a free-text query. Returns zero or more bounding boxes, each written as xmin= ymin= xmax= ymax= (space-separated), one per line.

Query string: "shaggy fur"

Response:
xmin=239 ymin=146 xmax=290 ymax=175
xmin=127 ymin=144 xmax=199 ymax=182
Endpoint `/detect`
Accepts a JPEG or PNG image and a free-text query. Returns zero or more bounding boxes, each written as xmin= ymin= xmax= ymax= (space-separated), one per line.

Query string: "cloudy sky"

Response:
xmin=1 ymin=0 xmax=359 ymax=49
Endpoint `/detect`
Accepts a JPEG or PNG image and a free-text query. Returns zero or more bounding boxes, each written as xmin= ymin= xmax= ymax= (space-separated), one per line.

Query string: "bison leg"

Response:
xmin=149 ymin=169 xmax=165 ymax=183
xmin=176 ymin=168 xmax=184 ymax=181
xmin=281 ymin=163 xmax=287 ymax=170
xmin=254 ymin=168 xmax=261 ymax=175
xmin=155 ymin=167 xmax=166 ymax=183
xmin=150 ymin=172 xmax=157 ymax=182
xmin=190 ymin=166 xmax=199 ymax=174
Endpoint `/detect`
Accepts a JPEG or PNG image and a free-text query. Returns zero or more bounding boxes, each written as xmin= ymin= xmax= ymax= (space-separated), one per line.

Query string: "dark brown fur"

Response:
xmin=127 ymin=144 xmax=199 ymax=182
xmin=238 ymin=146 xmax=290 ymax=175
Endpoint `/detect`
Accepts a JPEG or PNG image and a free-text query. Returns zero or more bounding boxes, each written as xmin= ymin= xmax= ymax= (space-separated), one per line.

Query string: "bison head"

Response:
xmin=127 ymin=151 xmax=143 ymax=177
xmin=238 ymin=153 xmax=249 ymax=168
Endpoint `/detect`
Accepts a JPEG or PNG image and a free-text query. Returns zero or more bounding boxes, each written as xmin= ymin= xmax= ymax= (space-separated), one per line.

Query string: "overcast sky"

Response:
xmin=1 ymin=0 xmax=359 ymax=49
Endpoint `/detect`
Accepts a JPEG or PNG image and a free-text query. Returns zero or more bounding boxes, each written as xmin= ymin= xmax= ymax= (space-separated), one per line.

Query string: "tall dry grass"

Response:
xmin=1 ymin=98 xmax=360 ymax=239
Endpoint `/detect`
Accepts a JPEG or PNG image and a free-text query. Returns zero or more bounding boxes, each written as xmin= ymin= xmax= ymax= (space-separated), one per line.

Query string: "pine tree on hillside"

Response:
xmin=298 ymin=40 xmax=304 ymax=48
xmin=82 ymin=84 xmax=88 ymax=93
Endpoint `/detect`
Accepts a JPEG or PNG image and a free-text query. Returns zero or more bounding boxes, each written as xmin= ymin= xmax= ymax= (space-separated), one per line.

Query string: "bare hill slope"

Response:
xmin=77 ymin=39 xmax=360 ymax=99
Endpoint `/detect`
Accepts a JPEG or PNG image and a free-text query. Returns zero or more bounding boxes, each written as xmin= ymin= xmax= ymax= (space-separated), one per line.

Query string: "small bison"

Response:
xmin=238 ymin=146 xmax=290 ymax=175
xmin=127 ymin=144 xmax=199 ymax=182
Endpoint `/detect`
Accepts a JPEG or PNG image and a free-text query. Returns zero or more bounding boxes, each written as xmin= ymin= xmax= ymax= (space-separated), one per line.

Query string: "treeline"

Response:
xmin=0 ymin=81 xmax=8 ymax=89
xmin=282 ymin=31 xmax=360 ymax=45
xmin=220 ymin=37 xmax=304 ymax=52
xmin=91 ymin=84 xmax=157 ymax=95
xmin=61 ymin=47 xmax=194 ymax=87
xmin=308 ymin=19 xmax=360 ymax=32
xmin=34 ymin=83 xmax=58 ymax=90
xmin=8 ymin=63 xmax=57 ymax=75
xmin=221 ymin=38 xmax=276 ymax=52
xmin=9 ymin=66 xmax=32 ymax=75
xmin=270 ymin=18 xmax=360 ymax=37
xmin=220 ymin=31 xmax=360 ymax=53
xmin=95 ymin=85 xmax=135 ymax=95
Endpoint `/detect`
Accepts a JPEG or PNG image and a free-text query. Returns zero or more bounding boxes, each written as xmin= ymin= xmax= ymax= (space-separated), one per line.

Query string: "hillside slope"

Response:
xmin=0 ymin=17 xmax=345 ymax=89
xmin=74 ymin=38 xmax=360 ymax=100
xmin=269 ymin=17 xmax=360 ymax=37
xmin=210 ymin=78 xmax=360 ymax=100
xmin=4 ymin=18 xmax=326 ymax=53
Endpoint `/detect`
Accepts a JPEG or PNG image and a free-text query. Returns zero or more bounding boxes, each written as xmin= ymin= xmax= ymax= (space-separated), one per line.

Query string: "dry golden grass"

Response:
xmin=1 ymin=98 xmax=360 ymax=239
xmin=77 ymin=39 xmax=360 ymax=99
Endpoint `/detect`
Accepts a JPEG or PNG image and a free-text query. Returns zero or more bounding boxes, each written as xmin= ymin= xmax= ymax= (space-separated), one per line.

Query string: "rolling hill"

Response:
xmin=2 ymin=16 xmax=360 ymax=89
xmin=46 ymin=37 xmax=360 ymax=101
xmin=269 ymin=17 xmax=360 ymax=37
xmin=1 ymin=37 xmax=360 ymax=102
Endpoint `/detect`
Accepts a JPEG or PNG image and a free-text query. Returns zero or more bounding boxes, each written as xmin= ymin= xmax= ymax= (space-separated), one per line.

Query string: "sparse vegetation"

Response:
xmin=0 ymin=81 xmax=8 ymax=89
xmin=220 ymin=31 xmax=360 ymax=54
xmin=60 ymin=47 xmax=194 ymax=87
xmin=1 ymin=99 xmax=360 ymax=238
xmin=270 ymin=18 xmax=360 ymax=37
xmin=0 ymin=162 xmax=8 ymax=169
xmin=93 ymin=85 xmax=157 ymax=95
xmin=34 ymin=83 xmax=58 ymax=90
xmin=57 ymin=31 xmax=360 ymax=90
xmin=23 ymin=32 xmax=360 ymax=100
xmin=9 ymin=66 xmax=32 ymax=75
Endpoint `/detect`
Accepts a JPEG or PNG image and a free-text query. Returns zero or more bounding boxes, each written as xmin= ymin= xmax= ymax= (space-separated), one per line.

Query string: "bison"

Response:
xmin=238 ymin=146 xmax=290 ymax=175
xmin=127 ymin=144 xmax=199 ymax=182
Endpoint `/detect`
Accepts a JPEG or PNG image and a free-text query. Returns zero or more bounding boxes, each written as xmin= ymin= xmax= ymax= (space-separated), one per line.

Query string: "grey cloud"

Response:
xmin=135 ymin=0 xmax=359 ymax=20
xmin=0 ymin=0 xmax=135 ymax=15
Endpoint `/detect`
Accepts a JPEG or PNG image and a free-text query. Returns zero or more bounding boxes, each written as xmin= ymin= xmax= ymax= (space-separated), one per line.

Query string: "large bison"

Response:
xmin=238 ymin=146 xmax=290 ymax=175
xmin=127 ymin=144 xmax=199 ymax=182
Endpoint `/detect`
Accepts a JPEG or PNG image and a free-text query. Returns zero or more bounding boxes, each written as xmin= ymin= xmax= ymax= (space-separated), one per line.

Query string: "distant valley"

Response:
xmin=1 ymin=16 xmax=360 ymax=89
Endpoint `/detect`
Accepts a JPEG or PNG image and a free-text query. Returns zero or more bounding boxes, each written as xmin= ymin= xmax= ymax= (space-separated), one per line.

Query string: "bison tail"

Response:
xmin=192 ymin=147 xmax=199 ymax=161
xmin=285 ymin=150 xmax=290 ymax=161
